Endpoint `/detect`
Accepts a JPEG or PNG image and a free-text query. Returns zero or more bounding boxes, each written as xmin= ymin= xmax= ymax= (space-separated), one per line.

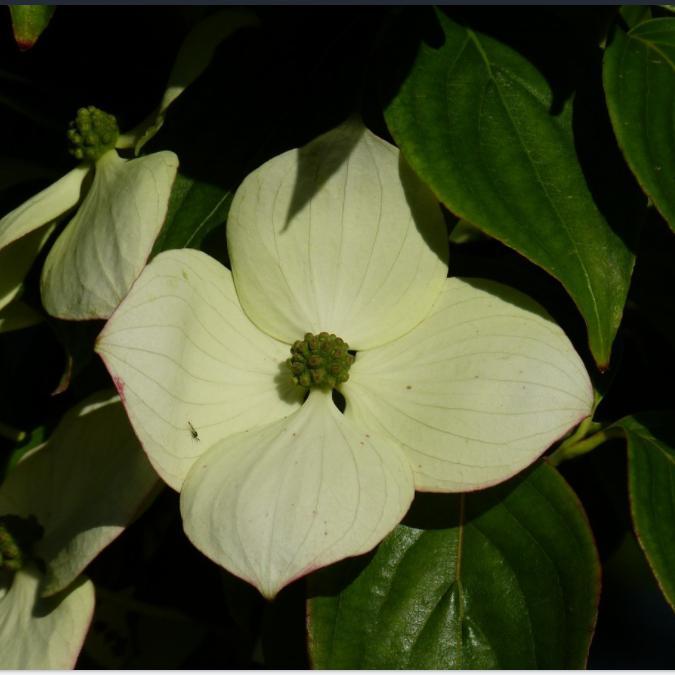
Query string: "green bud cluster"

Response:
xmin=287 ymin=332 xmax=354 ymax=390
xmin=0 ymin=514 xmax=43 ymax=573
xmin=67 ymin=106 xmax=119 ymax=161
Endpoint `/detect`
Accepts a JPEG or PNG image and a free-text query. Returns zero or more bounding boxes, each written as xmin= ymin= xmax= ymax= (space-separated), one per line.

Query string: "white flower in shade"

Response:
xmin=0 ymin=106 xmax=178 ymax=322
xmin=95 ymin=121 xmax=593 ymax=599
xmin=0 ymin=391 xmax=159 ymax=668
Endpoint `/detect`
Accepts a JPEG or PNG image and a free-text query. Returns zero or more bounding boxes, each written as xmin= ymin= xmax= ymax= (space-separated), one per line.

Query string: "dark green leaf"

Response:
xmin=308 ymin=462 xmax=599 ymax=669
xmin=604 ymin=19 xmax=675 ymax=234
xmin=619 ymin=5 xmax=652 ymax=30
xmin=9 ymin=6 xmax=55 ymax=51
xmin=615 ymin=413 xmax=675 ymax=610
xmin=383 ymin=10 xmax=635 ymax=369
xmin=151 ymin=173 xmax=231 ymax=257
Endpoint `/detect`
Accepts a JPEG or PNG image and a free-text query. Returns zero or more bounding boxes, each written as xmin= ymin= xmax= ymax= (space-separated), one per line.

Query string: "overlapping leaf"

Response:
xmin=308 ymin=462 xmax=599 ymax=669
xmin=383 ymin=10 xmax=635 ymax=368
xmin=616 ymin=414 xmax=675 ymax=610
xmin=604 ymin=18 xmax=675 ymax=234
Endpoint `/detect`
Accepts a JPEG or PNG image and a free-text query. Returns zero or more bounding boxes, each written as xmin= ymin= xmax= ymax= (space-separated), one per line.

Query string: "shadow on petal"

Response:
xmin=284 ymin=118 xmax=364 ymax=228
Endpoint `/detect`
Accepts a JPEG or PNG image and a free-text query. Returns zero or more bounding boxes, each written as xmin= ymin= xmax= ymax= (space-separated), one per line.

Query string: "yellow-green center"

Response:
xmin=287 ymin=332 xmax=353 ymax=390
xmin=67 ymin=106 xmax=119 ymax=161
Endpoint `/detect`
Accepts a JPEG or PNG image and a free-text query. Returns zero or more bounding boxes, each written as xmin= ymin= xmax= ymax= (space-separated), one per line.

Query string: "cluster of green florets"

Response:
xmin=67 ymin=106 xmax=119 ymax=161
xmin=287 ymin=332 xmax=354 ymax=389
xmin=0 ymin=514 xmax=43 ymax=573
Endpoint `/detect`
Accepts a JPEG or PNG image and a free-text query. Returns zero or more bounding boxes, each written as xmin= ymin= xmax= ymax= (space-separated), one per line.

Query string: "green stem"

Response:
xmin=548 ymin=427 xmax=624 ymax=467
xmin=558 ymin=416 xmax=600 ymax=450
xmin=0 ymin=421 xmax=26 ymax=443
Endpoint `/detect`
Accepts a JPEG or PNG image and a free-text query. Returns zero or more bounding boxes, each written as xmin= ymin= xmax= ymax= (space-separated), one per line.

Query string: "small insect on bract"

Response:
xmin=188 ymin=420 xmax=200 ymax=441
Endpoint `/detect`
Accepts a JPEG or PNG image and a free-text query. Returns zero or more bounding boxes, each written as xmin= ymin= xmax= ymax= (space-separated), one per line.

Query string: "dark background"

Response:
xmin=0 ymin=5 xmax=674 ymax=668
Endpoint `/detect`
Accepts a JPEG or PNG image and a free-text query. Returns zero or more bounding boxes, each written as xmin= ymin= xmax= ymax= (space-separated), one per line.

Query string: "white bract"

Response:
xmin=0 ymin=111 xmax=178 ymax=322
xmin=96 ymin=121 xmax=593 ymax=598
xmin=0 ymin=10 xmax=260 ymax=328
xmin=0 ymin=391 xmax=159 ymax=668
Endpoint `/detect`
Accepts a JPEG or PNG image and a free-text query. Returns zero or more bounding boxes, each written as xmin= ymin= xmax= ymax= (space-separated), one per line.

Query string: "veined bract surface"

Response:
xmin=96 ymin=120 xmax=593 ymax=599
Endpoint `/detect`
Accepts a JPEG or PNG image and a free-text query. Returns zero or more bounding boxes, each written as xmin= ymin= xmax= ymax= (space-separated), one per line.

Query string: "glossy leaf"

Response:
xmin=383 ymin=10 xmax=635 ymax=368
xmin=308 ymin=462 xmax=599 ymax=669
xmin=617 ymin=414 xmax=675 ymax=610
xmin=604 ymin=18 xmax=675 ymax=234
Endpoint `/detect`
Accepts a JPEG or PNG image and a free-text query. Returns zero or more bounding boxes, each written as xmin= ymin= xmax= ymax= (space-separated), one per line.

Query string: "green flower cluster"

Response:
xmin=287 ymin=332 xmax=354 ymax=389
xmin=67 ymin=106 xmax=119 ymax=161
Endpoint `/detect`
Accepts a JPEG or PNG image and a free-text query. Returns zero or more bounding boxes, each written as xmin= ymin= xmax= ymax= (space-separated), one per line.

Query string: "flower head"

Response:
xmin=0 ymin=106 xmax=178 ymax=322
xmin=96 ymin=121 xmax=593 ymax=598
xmin=67 ymin=106 xmax=120 ymax=161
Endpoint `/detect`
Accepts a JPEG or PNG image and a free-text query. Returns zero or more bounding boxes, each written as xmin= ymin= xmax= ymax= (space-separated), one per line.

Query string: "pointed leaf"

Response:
xmin=308 ymin=462 xmax=599 ymax=669
xmin=0 ymin=391 xmax=159 ymax=595
xmin=41 ymin=150 xmax=178 ymax=320
xmin=0 ymin=569 xmax=94 ymax=668
xmin=383 ymin=10 xmax=635 ymax=368
xmin=344 ymin=278 xmax=592 ymax=491
xmin=181 ymin=388 xmax=414 ymax=599
xmin=616 ymin=413 xmax=675 ymax=610
xmin=604 ymin=18 xmax=675 ymax=234
xmin=96 ymin=248 xmax=302 ymax=490
xmin=228 ymin=120 xmax=448 ymax=350
xmin=9 ymin=6 xmax=55 ymax=51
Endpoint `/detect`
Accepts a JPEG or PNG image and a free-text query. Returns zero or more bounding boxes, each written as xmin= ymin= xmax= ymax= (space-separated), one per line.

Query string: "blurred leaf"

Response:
xmin=9 ymin=6 xmax=55 ymax=51
xmin=123 ymin=9 xmax=258 ymax=154
xmin=48 ymin=318 xmax=104 ymax=395
xmin=308 ymin=462 xmax=599 ymax=669
xmin=82 ymin=587 xmax=207 ymax=668
xmin=616 ymin=413 xmax=675 ymax=610
xmin=620 ymin=5 xmax=652 ymax=28
xmin=3 ymin=425 xmax=46 ymax=474
xmin=0 ymin=300 xmax=42 ymax=334
xmin=448 ymin=217 xmax=486 ymax=245
xmin=383 ymin=9 xmax=635 ymax=369
xmin=604 ymin=19 xmax=675 ymax=234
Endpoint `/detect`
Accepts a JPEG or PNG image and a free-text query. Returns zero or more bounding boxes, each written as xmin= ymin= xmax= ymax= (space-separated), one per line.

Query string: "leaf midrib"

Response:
xmin=465 ymin=29 xmax=603 ymax=354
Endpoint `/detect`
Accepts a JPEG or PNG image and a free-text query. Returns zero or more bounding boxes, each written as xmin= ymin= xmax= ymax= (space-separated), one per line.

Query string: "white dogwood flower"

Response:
xmin=96 ymin=121 xmax=593 ymax=598
xmin=0 ymin=106 xmax=178 ymax=321
xmin=0 ymin=391 xmax=159 ymax=668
